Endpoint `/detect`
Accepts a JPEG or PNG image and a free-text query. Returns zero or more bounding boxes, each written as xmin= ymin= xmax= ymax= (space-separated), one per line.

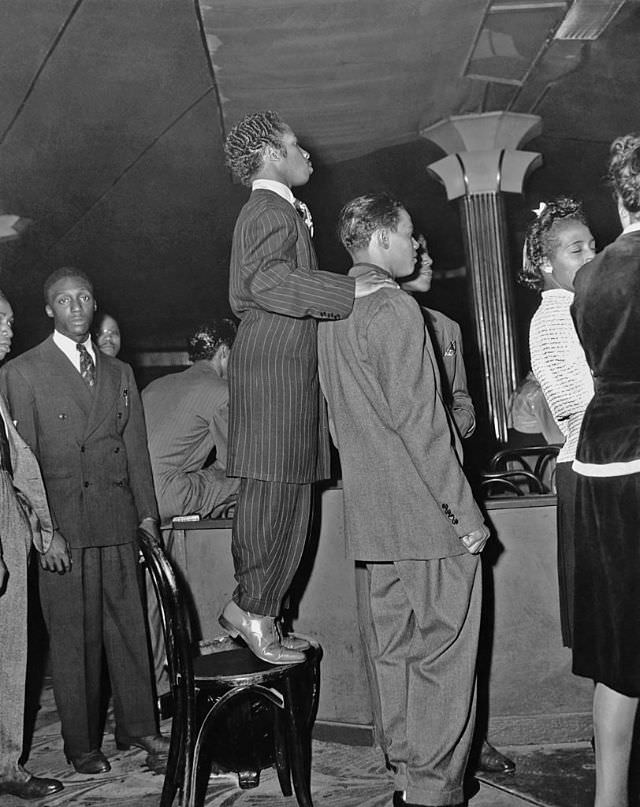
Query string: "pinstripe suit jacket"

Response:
xmin=227 ymin=188 xmax=354 ymax=483
xmin=317 ymin=265 xmax=485 ymax=561
xmin=0 ymin=336 xmax=158 ymax=548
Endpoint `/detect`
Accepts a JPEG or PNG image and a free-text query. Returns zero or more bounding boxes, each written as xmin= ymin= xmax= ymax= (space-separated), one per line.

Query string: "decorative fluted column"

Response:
xmin=421 ymin=112 xmax=543 ymax=445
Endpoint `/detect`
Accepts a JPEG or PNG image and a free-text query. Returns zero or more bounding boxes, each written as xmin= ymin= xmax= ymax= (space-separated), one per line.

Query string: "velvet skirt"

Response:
xmin=572 ymin=471 xmax=640 ymax=696
xmin=555 ymin=462 xmax=577 ymax=649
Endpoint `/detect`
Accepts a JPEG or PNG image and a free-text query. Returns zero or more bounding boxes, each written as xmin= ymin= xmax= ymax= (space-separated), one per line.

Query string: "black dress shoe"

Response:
xmin=115 ymin=733 xmax=170 ymax=755
xmin=476 ymin=740 xmax=516 ymax=773
xmin=115 ymin=733 xmax=170 ymax=774
xmin=393 ymin=791 xmax=464 ymax=807
xmin=0 ymin=775 xmax=64 ymax=800
xmin=67 ymin=749 xmax=111 ymax=774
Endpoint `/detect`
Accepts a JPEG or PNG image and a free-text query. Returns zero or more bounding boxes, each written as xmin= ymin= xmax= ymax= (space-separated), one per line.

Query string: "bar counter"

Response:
xmin=167 ymin=485 xmax=592 ymax=746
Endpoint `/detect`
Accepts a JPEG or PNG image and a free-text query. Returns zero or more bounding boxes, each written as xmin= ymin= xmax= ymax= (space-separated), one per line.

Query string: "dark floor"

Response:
xmin=14 ymin=683 xmax=639 ymax=807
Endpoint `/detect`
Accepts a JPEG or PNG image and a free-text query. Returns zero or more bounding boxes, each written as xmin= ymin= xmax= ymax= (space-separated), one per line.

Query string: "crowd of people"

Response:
xmin=0 ymin=109 xmax=638 ymax=807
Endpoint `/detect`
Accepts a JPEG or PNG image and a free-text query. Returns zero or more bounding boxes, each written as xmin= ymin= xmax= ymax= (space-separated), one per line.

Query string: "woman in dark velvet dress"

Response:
xmin=571 ymin=134 xmax=640 ymax=807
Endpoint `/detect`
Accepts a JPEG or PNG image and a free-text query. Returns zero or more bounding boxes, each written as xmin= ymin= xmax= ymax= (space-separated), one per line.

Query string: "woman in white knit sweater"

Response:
xmin=519 ymin=198 xmax=595 ymax=648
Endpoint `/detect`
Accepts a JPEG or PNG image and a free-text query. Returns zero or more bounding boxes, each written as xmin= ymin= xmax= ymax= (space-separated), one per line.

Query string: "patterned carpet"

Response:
xmin=15 ymin=683 xmax=640 ymax=807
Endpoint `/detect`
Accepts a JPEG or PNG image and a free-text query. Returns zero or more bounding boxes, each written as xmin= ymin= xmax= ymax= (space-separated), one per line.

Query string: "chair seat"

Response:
xmin=193 ymin=644 xmax=315 ymax=684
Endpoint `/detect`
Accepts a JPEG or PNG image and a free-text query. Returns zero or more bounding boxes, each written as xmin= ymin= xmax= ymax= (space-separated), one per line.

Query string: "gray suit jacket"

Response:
xmin=318 ymin=264 xmax=485 ymax=561
xmin=0 ymin=336 xmax=158 ymax=548
xmin=227 ymin=188 xmax=354 ymax=483
xmin=142 ymin=362 xmax=239 ymax=524
xmin=0 ymin=392 xmax=53 ymax=555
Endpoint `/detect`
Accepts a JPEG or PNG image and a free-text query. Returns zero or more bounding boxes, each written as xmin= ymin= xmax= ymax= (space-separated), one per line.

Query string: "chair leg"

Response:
xmin=284 ymin=679 xmax=314 ymax=807
xmin=273 ymin=703 xmax=292 ymax=797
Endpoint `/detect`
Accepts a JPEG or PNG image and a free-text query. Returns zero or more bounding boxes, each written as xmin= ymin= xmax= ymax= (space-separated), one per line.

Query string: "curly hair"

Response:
xmin=187 ymin=318 xmax=237 ymax=362
xmin=338 ymin=192 xmax=405 ymax=252
xmin=518 ymin=198 xmax=587 ymax=292
xmin=608 ymin=132 xmax=640 ymax=215
xmin=224 ymin=111 xmax=288 ymax=186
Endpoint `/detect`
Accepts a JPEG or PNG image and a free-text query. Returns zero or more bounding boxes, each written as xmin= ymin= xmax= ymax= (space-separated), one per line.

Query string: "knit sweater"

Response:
xmin=529 ymin=288 xmax=594 ymax=464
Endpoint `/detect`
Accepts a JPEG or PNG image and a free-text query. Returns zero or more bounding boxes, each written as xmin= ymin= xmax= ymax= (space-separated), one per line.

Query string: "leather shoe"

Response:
xmin=115 ymin=733 xmax=170 ymax=755
xmin=0 ymin=774 xmax=63 ymax=800
xmin=394 ymin=795 xmax=464 ymax=807
xmin=476 ymin=739 xmax=516 ymax=773
xmin=67 ymin=749 xmax=111 ymax=774
xmin=219 ymin=600 xmax=306 ymax=665
xmin=116 ymin=733 xmax=170 ymax=775
xmin=276 ymin=621 xmax=311 ymax=651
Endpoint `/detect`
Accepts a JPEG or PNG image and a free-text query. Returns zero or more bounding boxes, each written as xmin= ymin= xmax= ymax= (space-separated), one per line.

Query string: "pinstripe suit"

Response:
xmin=0 ymin=337 xmax=159 ymax=757
xmin=228 ymin=187 xmax=354 ymax=615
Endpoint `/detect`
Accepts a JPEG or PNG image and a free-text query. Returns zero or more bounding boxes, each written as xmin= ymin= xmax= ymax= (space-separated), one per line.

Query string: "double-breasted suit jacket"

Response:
xmin=227 ymin=189 xmax=355 ymax=484
xmin=0 ymin=335 xmax=159 ymax=755
xmin=0 ymin=335 xmax=157 ymax=546
xmin=0 ymin=391 xmax=53 ymax=775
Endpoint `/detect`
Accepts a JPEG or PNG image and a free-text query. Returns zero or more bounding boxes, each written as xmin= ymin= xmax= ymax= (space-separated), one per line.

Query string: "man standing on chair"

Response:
xmin=0 ymin=268 xmax=168 ymax=775
xmin=221 ymin=110 xmax=395 ymax=664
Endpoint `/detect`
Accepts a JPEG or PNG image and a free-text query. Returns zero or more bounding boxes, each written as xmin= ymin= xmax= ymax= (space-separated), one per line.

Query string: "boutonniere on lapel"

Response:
xmin=123 ymin=388 xmax=129 ymax=408
xmin=443 ymin=340 xmax=457 ymax=357
xmin=293 ymin=199 xmax=314 ymax=236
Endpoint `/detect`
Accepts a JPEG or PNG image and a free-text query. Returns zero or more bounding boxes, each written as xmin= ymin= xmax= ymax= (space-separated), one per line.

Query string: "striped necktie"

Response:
xmin=77 ymin=343 xmax=96 ymax=389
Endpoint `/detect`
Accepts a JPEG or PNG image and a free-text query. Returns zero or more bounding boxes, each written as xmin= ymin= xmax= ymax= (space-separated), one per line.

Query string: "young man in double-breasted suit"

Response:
xmin=317 ymin=194 xmax=489 ymax=807
xmin=0 ymin=268 xmax=168 ymax=775
xmin=220 ymin=110 xmax=395 ymax=664
xmin=0 ymin=290 xmax=63 ymax=800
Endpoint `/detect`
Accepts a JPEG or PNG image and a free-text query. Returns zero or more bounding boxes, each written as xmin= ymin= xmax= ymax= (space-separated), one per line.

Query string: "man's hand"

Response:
xmin=459 ymin=525 xmax=490 ymax=555
xmin=354 ymin=270 xmax=398 ymax=299
xmin=40 ymin=530 xmax=72 ymax=574
xmin=0 ymin=556 xmax=8 ymax=596
xmin=138 ymin=517 xmax=161 ymax=542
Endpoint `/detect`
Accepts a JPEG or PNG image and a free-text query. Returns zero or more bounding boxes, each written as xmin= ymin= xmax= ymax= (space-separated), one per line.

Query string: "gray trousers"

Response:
xmin=357 ymin=554 xmax=482 ymax=806
xmin=0 ymin=472 xmax=31 ymax=779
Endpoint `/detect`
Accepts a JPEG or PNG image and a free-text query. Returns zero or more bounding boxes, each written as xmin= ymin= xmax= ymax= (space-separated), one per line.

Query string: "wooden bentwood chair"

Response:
xmin=137 ymin=525 xmax=322 ymax=807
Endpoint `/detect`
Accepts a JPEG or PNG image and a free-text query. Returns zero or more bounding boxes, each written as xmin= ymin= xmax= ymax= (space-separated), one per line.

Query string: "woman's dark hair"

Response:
xmin=518 ymin=197 xmax=587 ymax=292
xmin=608 ymin=132 xmax=640 ymax=215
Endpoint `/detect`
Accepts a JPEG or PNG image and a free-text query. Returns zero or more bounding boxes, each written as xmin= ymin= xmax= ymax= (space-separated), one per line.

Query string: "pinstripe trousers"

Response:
xmin=231 ymin=477 xmax=312 ymax=616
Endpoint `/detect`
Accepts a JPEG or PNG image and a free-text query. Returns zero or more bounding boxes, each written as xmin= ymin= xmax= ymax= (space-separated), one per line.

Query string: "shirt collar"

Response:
xmin=53 ymin=330 xmax=95 ymax=367
xmin=252 ymin=179 xmax=295 ymax=206
xmin=622 ymin=221 xmax=640 ymax=235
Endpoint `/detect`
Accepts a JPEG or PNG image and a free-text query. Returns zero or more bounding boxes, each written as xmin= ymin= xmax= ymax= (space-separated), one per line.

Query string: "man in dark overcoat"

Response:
xmin=221 ymin=110 xmax=394 ymax=663
xmin=0 ymin=268 xmax=168 ymax=774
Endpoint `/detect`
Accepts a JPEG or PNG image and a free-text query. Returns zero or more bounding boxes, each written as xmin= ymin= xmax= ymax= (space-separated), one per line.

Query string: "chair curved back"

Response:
xmin=480 ymin=469 xmax=546 ymax=497
xmin=138 ymin=525 xmax=196 ymax=807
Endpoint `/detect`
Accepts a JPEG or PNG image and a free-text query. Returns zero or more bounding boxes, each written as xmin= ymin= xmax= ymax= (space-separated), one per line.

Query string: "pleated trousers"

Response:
xmin=0 ymin=472 xmax=31 ymax=778
xmin=231 ymin=477 xmax=311 ymax=616
xmin=358 ymin=554 xmax=482 ymax=806
xmin=39 ymin=543 xmax=157 ymax=756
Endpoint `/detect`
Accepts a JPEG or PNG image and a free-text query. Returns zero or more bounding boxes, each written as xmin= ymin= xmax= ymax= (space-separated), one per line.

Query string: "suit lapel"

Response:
xmin=83 ymin=349 xmax=120 ymax=440
xmin=41 ymin=338 xmax=93 ymax=440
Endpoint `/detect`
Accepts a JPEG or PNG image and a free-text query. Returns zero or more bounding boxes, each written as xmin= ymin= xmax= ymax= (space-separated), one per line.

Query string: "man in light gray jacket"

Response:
xmin=317 ymin=193 xmax=489 ymax=807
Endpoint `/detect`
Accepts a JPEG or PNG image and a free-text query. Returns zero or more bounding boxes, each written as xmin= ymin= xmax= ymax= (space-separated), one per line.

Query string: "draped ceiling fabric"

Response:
xmin=0 ymin=0 xmax=639 ymax=353
xmin=198 ymin=0 xmax=487 ymax=164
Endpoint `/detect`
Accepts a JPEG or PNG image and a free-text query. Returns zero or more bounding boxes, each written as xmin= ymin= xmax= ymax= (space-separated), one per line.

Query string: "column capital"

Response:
xmin=421 ymin=112 xmax=543 ymax=200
